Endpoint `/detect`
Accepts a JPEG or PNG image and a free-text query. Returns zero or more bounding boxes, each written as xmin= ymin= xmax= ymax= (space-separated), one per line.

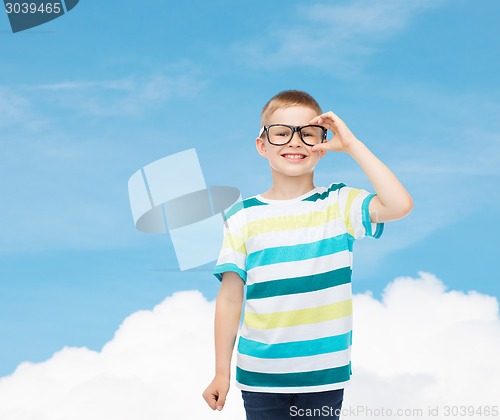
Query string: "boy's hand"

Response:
xmin=202 ymin=375 xmax=230 ymax=411
xmin=309 ymin=111 xmax=360 ymax=154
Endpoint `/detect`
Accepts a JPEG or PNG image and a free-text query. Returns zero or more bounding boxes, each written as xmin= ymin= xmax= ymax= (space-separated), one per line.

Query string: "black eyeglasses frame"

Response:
xmin=259 ymin=124 xmax=328 ymax=147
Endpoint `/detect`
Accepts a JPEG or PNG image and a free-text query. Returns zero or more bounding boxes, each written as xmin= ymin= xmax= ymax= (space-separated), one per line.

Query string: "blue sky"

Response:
xmin=0 ymin=0 xmax=499 ymax=378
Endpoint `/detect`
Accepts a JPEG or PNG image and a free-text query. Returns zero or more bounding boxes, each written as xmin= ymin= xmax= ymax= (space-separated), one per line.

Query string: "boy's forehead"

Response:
xmin=266 ymin=105 xmax=318 ymax=125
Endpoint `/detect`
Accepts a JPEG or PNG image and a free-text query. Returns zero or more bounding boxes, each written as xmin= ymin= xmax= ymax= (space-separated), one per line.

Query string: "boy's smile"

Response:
xmin=281 ymin=152 xmax=307 ymax=162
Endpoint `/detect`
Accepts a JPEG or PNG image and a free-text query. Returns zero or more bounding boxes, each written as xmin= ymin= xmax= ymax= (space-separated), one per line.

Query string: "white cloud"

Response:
xmin=348 ymin=272 xmax=500 ymax=416
xmin=0 ymin=272 xmax=498 ymax=420
xmin=0 ymin=290 xmax=245 ymax=420
xmin=233 ymin=0 xmax=447 ymax=77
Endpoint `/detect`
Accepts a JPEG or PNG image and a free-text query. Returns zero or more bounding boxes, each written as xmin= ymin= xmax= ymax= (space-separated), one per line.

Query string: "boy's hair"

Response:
xmin=261 ymin=90 xmax=322 ymax=126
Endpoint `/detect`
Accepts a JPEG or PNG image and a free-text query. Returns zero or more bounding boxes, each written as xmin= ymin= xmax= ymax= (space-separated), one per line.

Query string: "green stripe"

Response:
xmin=238 ymin=332 xmax=351 ymax=358
xmin=224 ymin=197 xmax=267 ymax=220
xmin=246 ymin=267 xmax=352 ymax=300
xmin=303 ymin=182 xmax=345 ymax=202
xmin=247 ymin=233 xmax=352 ymax=270
xmin=236 ymin=363 xmax=351 ymax=388
xmin=374 ymin=222 xmax=384 ymax=238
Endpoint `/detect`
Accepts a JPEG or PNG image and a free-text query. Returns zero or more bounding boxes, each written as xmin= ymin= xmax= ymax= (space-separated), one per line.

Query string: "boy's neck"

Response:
xmin=261 ymin=173 xmax=316 ymax=200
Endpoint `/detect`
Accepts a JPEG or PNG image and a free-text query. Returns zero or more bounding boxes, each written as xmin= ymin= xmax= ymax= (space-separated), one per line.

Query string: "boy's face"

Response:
xmin=256 ymin=105 xmax=326 ymax=178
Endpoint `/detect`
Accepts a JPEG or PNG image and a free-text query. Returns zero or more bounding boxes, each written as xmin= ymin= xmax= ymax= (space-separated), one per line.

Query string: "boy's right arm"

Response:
xmin=202 ymin=271 xmax=244 ymax=411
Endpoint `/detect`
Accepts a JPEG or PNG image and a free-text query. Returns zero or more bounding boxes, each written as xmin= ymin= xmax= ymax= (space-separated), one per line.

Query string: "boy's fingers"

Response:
xmin=310 ymin=112 xmax=343 ymax=130
xmin=313 ymin=140 xmax=337 ymax=150
xmin=311 ymin=143 xmax=328 ymax=152
xmin=202 ymin=387 xmax=227 ymax=411
xmin=216 ymin=391 xmax=227 ymax=411
xmin=202 ymin=388 xmax=218 ymax=410
xmin=321 ymin=110 xmax=341 ymax=121
xmin=313 ymin=141 xmax=343 ymax=153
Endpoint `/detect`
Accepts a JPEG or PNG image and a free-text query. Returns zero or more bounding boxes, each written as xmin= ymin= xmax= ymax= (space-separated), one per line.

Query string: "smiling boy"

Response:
xmin=202 ymin=90 xmax=413 ymax=419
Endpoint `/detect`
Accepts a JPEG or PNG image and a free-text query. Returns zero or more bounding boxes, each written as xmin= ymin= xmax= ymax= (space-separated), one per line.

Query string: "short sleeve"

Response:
xmin=337 ymin=185 xmax=384 ymax=240
xmin=212 ymin=201 xmax=247 ymax=283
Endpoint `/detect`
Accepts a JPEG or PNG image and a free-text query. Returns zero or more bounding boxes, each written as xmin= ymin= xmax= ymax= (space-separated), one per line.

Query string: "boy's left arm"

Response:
xmin=310 ymin=111 xmax=414 ymax=223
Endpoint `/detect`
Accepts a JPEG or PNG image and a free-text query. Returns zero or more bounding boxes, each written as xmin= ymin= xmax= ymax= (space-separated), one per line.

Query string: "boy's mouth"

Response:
xmin=282 ymin=153 xmax=307 ymax=161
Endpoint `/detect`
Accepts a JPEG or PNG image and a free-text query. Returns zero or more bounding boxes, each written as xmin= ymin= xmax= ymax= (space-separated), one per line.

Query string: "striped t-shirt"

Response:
xmin=213 ymin=182 xmax=384 ymax=393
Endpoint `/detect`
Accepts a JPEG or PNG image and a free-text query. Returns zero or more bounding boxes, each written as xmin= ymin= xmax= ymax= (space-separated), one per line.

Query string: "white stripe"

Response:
xmin=237 ymin=348 xmax=351 ymax=374
xmin=247 ymin=250 xmax=352 ymax=285
xmin=217 ymin=247 xmax=245 ymax=259
xmin=236 ymin=380 xmax=350 ymax=393
xmin=240 ymin=315 xmax=353 ymax=344
xmin=215 ymin=253 xmax=245 ymax=270
xmin=245 ymin=283 xmax=352 ymax=314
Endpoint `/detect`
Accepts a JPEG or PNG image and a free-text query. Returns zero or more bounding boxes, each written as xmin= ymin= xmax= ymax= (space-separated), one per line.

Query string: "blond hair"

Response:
xmin=261 ymin=90 xmax=322 ymax=126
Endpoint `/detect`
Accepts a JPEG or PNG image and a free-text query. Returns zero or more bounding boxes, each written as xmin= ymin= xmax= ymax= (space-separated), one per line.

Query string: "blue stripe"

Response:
xmin=362 ymin=194 xmax=375 ymax=237
xmin=247 ymin=233 xmax=352 ymax=271
xmin=213 ymin=263 xmax=247 ymax=283
xmin=361 ymin=193 xmax=384 ymax=238
xmin=238 ymin=332 xmax=352 ymax=359
xmin=237 ymin=363 xmax=351 ymax=388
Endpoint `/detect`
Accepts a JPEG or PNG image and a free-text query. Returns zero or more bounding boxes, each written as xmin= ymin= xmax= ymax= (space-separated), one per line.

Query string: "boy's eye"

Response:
xmin=301 ymin=126 xmax=324 ymax=140
xmin=269 ymin=126 xmax=292 ymax=138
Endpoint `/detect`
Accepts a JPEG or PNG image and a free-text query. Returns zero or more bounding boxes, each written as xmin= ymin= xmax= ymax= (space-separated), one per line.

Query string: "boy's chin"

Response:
xmin=270 ymin=167 xmax=316 ymax=178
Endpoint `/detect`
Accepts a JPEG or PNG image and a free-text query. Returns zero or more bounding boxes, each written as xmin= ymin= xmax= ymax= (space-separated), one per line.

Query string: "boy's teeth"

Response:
xmin=284 ymin=154 xmax=305 ymax=159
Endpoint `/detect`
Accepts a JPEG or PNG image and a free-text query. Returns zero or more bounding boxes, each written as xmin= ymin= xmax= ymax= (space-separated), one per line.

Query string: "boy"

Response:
xmin=202 ymin=90 xmax=413 ymax=419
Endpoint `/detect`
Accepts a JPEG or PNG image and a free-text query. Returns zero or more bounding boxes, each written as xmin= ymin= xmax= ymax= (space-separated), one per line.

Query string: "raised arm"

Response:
xmin=310 ymin=111 xmax=413 ymax=223
xmin=202 ymin=271 xmax=244 ymax=411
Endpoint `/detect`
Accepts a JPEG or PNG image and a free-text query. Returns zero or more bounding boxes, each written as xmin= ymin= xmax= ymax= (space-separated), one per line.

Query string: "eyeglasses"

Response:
xmin=259 ymin=124 xmax=327 ymax=146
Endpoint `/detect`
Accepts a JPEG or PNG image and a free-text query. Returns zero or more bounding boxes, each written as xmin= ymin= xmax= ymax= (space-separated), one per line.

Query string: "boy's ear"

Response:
xmin=255 ymin=137 xmax=268 ymax=158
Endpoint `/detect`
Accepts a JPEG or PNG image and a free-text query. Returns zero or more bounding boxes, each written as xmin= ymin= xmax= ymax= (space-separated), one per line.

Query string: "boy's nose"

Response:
xmin=289 ymin=131 xmax=302 ymax=145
